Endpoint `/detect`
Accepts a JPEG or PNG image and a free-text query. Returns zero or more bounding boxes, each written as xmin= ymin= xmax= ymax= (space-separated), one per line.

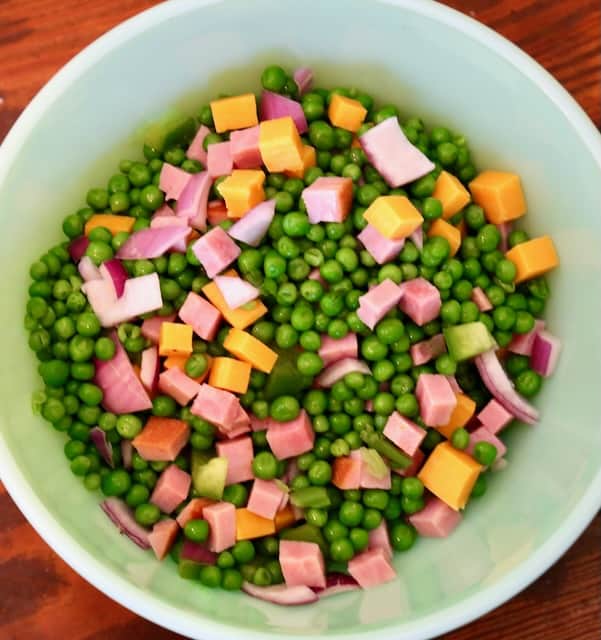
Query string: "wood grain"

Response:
xmin=0 ymin=1 xmax=599 ymax=639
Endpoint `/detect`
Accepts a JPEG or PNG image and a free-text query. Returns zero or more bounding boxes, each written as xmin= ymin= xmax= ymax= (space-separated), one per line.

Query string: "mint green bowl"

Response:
xmin=1 ymin=1 xmax=600 ymax=638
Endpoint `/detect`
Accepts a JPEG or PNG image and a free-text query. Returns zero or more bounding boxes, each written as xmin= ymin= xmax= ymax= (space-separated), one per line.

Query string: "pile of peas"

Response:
xmin=24 ymin=63 xmax=550 ymax=592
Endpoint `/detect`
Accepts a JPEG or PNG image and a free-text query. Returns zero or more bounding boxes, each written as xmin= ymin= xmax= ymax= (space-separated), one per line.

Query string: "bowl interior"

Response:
xmin=1 ymin=1 xmax=600 ymax=638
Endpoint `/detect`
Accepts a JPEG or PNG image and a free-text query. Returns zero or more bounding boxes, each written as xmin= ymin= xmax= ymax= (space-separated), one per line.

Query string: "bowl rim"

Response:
xmin=1 ymin=1 xmax=600 ymax=638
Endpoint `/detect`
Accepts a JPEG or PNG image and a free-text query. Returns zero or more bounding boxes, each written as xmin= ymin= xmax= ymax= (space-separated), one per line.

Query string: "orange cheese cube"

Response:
xmin=159 ymin=322 xmax=193 ymax=357
xmin=236 ymin=508 xmax=276 ymax=540
xmin=432 ymin=171 xmax=471 ymax=220
xmin=202 ymin=270 xmax=267 ymax=330
xmin=208 ymin=356 xmax=251 ymax=394
xmin=217 ymin=169 xmax=265 ymax=219
xmin=85 ymin=214 xmax=135 ymax=236
xmin=469 ymin=170 xmax=526 ymax=224
xmin=505 ymin=235 xmax=559 ymax=284
xmin=163 ymin=354 xmax=189 ymax=370
xmin=274 ymin=505 xmax=296 ymax=531
xmin=284 ymin=144 xmax=316 ymax=179
xmin=436 ymin=393 xmax=476 ymax=439
xmin=259 ymin=116 xmax=305 ymax=173
xmin=418 ymin=441 xmax=483 ymax=511
xmin=223 ymin=328 xmax=278 ymax=373
xmin=210 ymin=93 xmax=258 ymax=133
xmin=427 ymin=218 xmax=461 ymax=257
xmin=363 ymin=195 xmax=423 ymax=240
xmin=328 ymin=94 xmax=368 ymax=132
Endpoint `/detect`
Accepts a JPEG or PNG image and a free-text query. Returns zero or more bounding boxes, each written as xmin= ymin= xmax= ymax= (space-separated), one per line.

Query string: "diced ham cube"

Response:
xmin=191 ymin=384 xmax=241 ymax=431
xmin=148 ymin=518 xmax=179 ymax=560
xmin=140 ymin=313 xmax=176 ymax=344
xmin=176 ymin=497 xmax=215 ymax=528
xmin=186 ymin=124 xmax=210 ymax=164
xmin=132 ymin=417 xmax=190 ymax=461
xmin=279 ymin=540 xmax=326 ymax=589
xmin=350 ymin=450 xmax=391 ymax=489
xmin=266 ymin=410 xmax=315 ymax=460
xmin=399 ymin=277 xmax=441 ymax=326
xmin=445 ymin=375 xmax=462 ymax=394
xmin=368 ymin=520 xmax=393 ymax=560
xmin=410 ymin=334 xmax=447 ymax=366
xmin=223 ymin=404 xmax=251 ymax=439
xmin=477 ymin=399 xmax=513 ymax=434
xmin=215 ymin=436 xmax=254 ymax=485
xmin=318 ymin=333 xmax=358 ymax=367
xmin=301 ymin=177 xmax=353 ymax=224
xmin=394 ymin=449 xmax=425 ymax=477
xmin=507 ymin=319 xmax=545 ymax=356
xmin=308 ymin=268 xmax=326 ymax=286
xmin=357 ymin=279 xmax=403 ymax=330
xmin=207 ymin=141 xmax=233 ymax=178
xmin=178 ymin=291 xmax=222 ymax=340
xmin=416 ymin=374 xmax=457 ymax=427
xmin=359 ymin=116 xmax=435 ymax=188
xmin=383 ymin=412 xmax=427 ymax=457
xmin=250 ymin=414 xmax=272 ymax=432
xmin=230 ymin=125 xmax=262 ymax=169
xmin=348 ymin=548 xmax=396 ymax=588
xmin=247 ymin=479 xmax=286 ymax=520
xmin=158 ymin=367 xmax=201 ymax=406
xmin=471 ymin=286 xmax=493 ymax=312
xmin=159 ymin=163 xmax=192 ymax=201
xmin=192 ymin=227 xmax=241 ymax=279
xmin=332 ymin=455 xmax=362 ymax=490
xmin=203 ymin=501 xmax=236 ymax=553
xmin=150 ymin=464 xmax=191 ymax=513
xmin=149 ymin=214 xmax=189 ymax=252
xmin=358 ymin=224 xmax=405 ymax=264
xmin=408 ymin=497 xmax=462 ymax=537
xmin=466 ymin=426 xmax=507 ymax=462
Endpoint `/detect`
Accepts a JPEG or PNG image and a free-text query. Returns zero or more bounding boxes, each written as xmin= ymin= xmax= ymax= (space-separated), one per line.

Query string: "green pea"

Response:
xmin=221 ymin=568 xmax=243 ymax=591
xmin=471 ymin=474 xmax=488 ymax=498
xmin=309 ymin=120 xmax=336 ymax=150
xmin=101 ymin=469 xmax=131 ymax=497
xmin=252 ymin=451 xmax=278 ymax=480
xmin=400 ymin=477 xmax=424 ymax=500
xmin=450 ymin=427 xmax=470 ymax=450
xmin=362 ymin=508 xmax=382 ymax=531
xmin=197 ymin=564 xmax=221 ymax=588
xmin=505 ymin=354 xmax=530 ymax=378
xmin=508 ymin=229 xmax=529 ymax=247
xmin=493 ymin=305 xmax=516 ymax=331
xmin=261 ymin=64 xmax=287 ymax=92
xmin=514 ymin=310 xmax=535 ymax=334
xmin=116 ymin=414 xmax=143 ymax=439
xmin=338 ymin=501 xmax=364 ymax=528
xmin=308 ymin=460 xmax=332 ymax=486
xmin=515 ymin=369 xmax=542 ymax=397
xmin=216 ymin=551 xmax=235 ymax=569
xmin=76 ymin=383 xmax=102 ymax=407
xmin=184 ymin=518 xmax=209 ymax=542
xmin=473 ymin=442 xmax=498 ymax=466
xmin=396 ymin=393 xmax=419 ymax=418
xmin=390 ymin=522 xmax=417 ymax=551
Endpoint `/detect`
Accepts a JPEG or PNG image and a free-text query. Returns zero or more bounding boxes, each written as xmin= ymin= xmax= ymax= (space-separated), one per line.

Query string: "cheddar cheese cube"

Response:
xmin=436 ymin=393 xmax=476 ymax=439
xmin=432 ymin=171 xmax=471 ymax=220
xmin=159 ymin=322 xmax=193 ymax=357
xmin=284 ymin=144 xmax=316 ymax=179
xmin=208 ymin=357 xmax=251 ymax=394
xmin=217 ymin=169 xmax=265 ymax=219
xmin=163 ymin=354 xmax=189 ymax=370
xmin=85 ymin=214 xmax=135 ymax=236
xmin=236 ymin=508 xmax=276 ymax=540
xmin=363 ymin=195 xmax=423 ymax=240
xmin=210 ymin=93 xmax=258 ymax=133
xmin=505 ymin=235 xmax=559 ymax=284
xmin=427 ymin=218 xmax=461 ymax=257
xmin=469 ymin=170 xmax=526 ymax=224
xmin=223 ymin=328 xmax=278 ymax=373
xmin=202 ymin=270 xmax=268 ymax=330
xmin=418 ymin=441 xmax=483 ymax=510
xmin=328 ymin=94 xmax=368 ymax=133
xmin=259 ymin=116 xmax=305 ymax=173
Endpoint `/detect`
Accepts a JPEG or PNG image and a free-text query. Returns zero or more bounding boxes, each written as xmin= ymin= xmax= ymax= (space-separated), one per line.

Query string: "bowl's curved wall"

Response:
xmin=1 ymin=1 xmax=600 ymax=639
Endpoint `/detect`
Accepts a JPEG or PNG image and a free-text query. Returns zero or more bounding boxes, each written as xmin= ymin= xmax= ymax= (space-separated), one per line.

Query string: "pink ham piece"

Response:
xmin=409 ymin=497 xmax=462 ymax=537
xmin=141 ymin=313 xmax=176 ymax=343
xmin=152 ymin=203 xmax=175 ymax=218
xmin=466 ymin=426 xmax=507 ymax=462
xmin=279 ymin=540 xmax=326 ymax=589
xmin=358 ymin=224 xmax=405 ymax=265
xmin=394 ymin=448 xmax=425 ymax=477
xmin=477 ymin=399 xmax=513 ymax=434
xmin=410 ymin=334 xmax=447 ymax=366
xmin=191 ymin=384 xmax=241 ymax=432
xmin=158 ymin=367 xmax=201 ymax=406
xmin=192 ymin=226 xmax=241 ymax=279
xmin=410 ymin=226 xmax=423 ymax=251
xmin=351 ymin=449 xmax=391 ymax=489
xmin=250 ymin=414 xmax=272 ymax=432
xmin=383 ymin=412 xmax=427 ymax=457
xmin=176 ymin=171 xmax=211 ymax=231
xmin=416 ymin=374 xmax=457 ymax=427
xmin=368 ymin=520 xmax=393 ymax=560
xmin=508 ymin=319 xmax=545 ymax=356
xmin=215 ymin=436 xmax=254 ymax=485
xmin=178 ymin=291 xmax=222 ymax=341
xmin=266 ymin=410 xmax=315 ymax=460
xmin=227 ymin=199 xmax=276 ymax=248
xmin=497 ymin=221 xmax=512 ymax=252
xmin=186 ymin=124 xmax=210 ymax=164
xmin=301 ymin=177 xmax=353 ymax=224
xmin=149 ymin=215 xmax=189 ymax=253
xmin=399 ymin=277 xmax=441 ymax=326
xmin=207 ymin=141 xmax=233 ymax=178
xmin=94 ymin=332 xmax=152 ymax=413
xmin=445 ymin=375 xmax=462 ymax=393
xmin=159 ymin=163 xmax=192 ymax=200
xmin=150 ymin=464 xmax=191 ymax=514
xmin=230 ymin=125 xmax=262 ymax=169
xmin=359 ymin=117 xmax=435 ymax=188
xmin=116 ymin=227 xmax=190 ymax=259
xmin=357 ymin=279 xmax=403 ymax=330
xmin=214 ymin=275 xmax=259 ymax=309
xmin=176 ymin=497 xmax=215 ymax=528
xmin=260 ymin=90 xmax=308 ymax=134
xmin=227 ymin=403 xmax=251 ymax=439
xmin=308 ymin=268 xmax=326 ymax=286
xmin=531 ymin=330 xmax=561 ymax=377
xmin=203 ymin=501 xmax=236 ymax=553
xmin=348 ymin=548 xmax=396 ymax=588
xmin=148 ymin=518 xmax=179 ymax=560
xmin=247 ymin=479 xmax=286 ymax=520
xmin=332 ymin=455 xmax=362 ymax=490
xmin=315 ymin=357 xmax=371 ymax=388
xmin=318 ymin=333 xmax=358 ymax=367
xmin=140 ymin=346 xmax=159 ymax=393
xmin=471 ymin=286 xmax=493 ymax=312
xmin=293 ymin=67 xmax=313 ymax=96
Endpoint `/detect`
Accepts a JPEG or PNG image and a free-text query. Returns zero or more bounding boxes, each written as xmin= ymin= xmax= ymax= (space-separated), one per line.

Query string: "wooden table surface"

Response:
xmin=0 ymin=1 xmax=599 ymax=638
